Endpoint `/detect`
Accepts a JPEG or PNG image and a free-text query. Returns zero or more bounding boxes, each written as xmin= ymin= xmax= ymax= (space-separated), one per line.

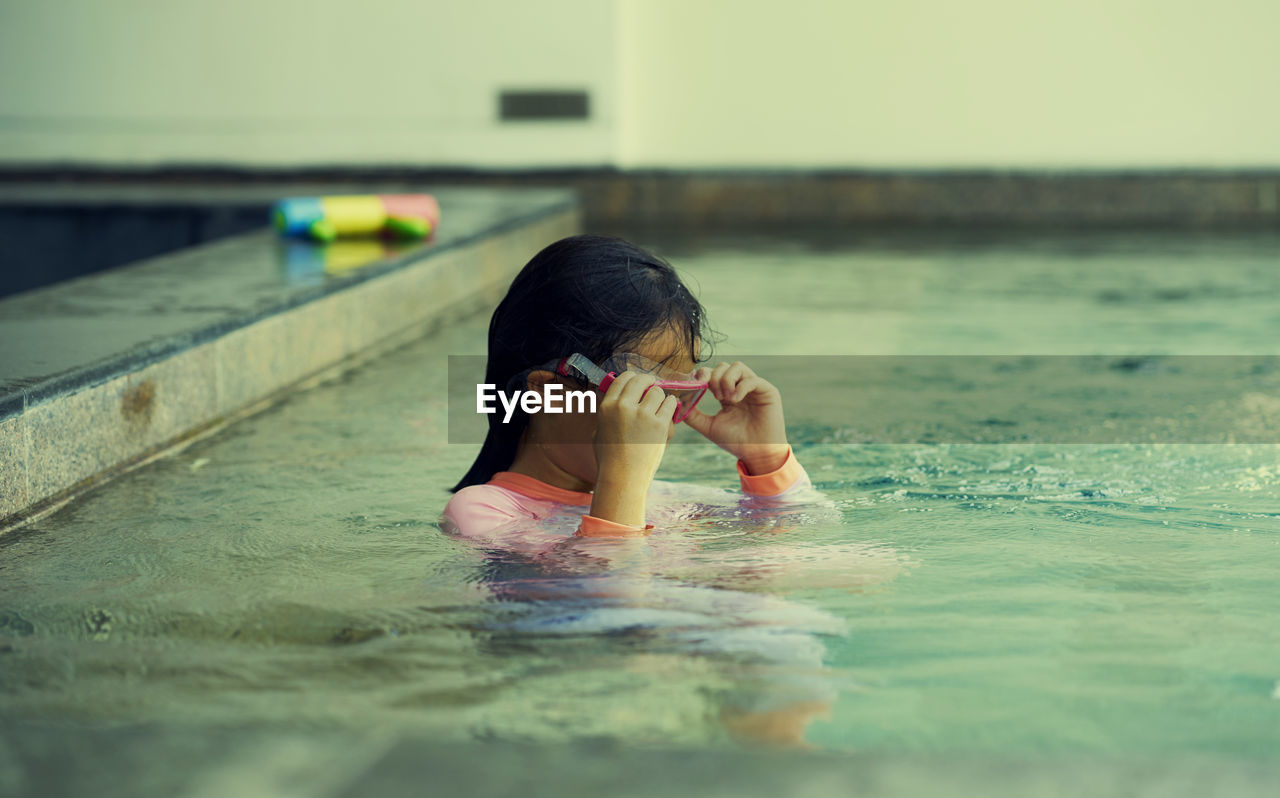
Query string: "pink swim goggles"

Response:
xmin=550 ymin=352 xmax=708 ymax=423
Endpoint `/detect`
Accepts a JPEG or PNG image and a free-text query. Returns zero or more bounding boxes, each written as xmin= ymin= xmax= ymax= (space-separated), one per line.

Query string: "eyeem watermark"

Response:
xmin=476 ymin=383 xmax=597 ymax=424
xmin=452 ymin=354 xmax=1280 ymax=444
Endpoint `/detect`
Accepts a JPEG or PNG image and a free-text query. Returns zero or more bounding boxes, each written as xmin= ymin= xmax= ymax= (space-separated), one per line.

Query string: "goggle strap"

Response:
xmin=557 ymin=353 xmax=612 ymax=389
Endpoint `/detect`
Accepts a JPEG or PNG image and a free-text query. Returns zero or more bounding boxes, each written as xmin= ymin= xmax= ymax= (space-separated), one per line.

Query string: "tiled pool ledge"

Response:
xmin=0 ymin=187 xmax=581 ymax=530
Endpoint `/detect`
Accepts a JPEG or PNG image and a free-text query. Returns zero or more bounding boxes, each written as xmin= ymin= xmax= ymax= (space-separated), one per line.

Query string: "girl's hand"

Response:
xmin=683 ymin=361 xmax=790 ymax=475
xmin=590 ymin=371 xmax=680 ymax=527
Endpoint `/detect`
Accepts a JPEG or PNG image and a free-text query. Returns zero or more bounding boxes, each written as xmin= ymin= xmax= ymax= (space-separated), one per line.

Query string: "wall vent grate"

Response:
xmin=499 ymin=90 xmax=590 ymax=121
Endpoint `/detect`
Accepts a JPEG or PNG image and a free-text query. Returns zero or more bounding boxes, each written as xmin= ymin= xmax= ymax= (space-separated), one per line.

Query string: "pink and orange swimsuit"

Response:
xmin=441 ymin=446 xmax=812 ymax=543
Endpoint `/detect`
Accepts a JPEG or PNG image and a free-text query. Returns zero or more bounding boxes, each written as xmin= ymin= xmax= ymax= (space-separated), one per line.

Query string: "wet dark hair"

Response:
xmin=451 ymin=234 xmax=715 ymax=492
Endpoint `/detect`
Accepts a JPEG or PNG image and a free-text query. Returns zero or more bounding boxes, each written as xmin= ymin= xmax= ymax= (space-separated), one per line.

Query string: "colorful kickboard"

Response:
xmin=273 ymin=194 xmax=440 ymax=241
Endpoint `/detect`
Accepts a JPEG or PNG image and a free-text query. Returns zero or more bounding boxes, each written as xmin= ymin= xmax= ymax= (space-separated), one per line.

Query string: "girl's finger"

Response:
xmin=709 ymin=361 xmax=733 ymax=400
xmin=718 ymin=362 xmax=750 ymax=404
xmin=638 ymin=380 xmax=668 ymax=413
xmin=618 ymin=371 xmax=659 ymax=405
xmin=731 ymin=375 xmax=765 ymax=404
xmin=657 ymin=394 xmax=680 ymax=421
xmin=600 ymin=370 xmax=635 ymax=405
xmin=681 ymin=404 xmax=714 ymax=437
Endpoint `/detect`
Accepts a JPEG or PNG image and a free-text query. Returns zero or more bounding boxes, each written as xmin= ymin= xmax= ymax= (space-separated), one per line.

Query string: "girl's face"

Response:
xmin=524 ymin=327 xmax=698 ymax=486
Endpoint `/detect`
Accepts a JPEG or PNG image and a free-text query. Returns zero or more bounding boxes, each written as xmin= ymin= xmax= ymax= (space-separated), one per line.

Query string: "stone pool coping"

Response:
xmin=0 ymin=187 xmax=581 ymax=529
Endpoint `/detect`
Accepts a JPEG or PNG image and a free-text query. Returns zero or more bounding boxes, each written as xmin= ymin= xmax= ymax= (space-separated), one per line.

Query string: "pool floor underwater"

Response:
xmin=2 ymin=230 xmax=1279 ymax=794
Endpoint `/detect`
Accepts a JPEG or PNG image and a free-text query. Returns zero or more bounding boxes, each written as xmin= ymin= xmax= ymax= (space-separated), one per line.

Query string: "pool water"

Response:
xmin=2 ymin=231 xmax=1279 ymax=759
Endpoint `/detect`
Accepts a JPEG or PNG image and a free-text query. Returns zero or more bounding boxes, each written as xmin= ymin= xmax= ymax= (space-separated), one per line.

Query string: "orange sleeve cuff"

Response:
xmin=737 ymin=446 xmax=803 ymax=496
xmin=575 ymin=515 xmax=654 ymax=538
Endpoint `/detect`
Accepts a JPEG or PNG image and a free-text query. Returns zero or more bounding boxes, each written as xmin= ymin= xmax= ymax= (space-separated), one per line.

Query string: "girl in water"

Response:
xmin=443 ymin=234 xmax=812 ymax=541
xmin=439 ymin=234 xmax=891 ymax=748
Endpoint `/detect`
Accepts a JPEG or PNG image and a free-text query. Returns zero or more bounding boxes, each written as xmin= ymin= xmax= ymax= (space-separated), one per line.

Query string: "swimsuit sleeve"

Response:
xmin=441 ymin=485 xmax=535 ymax=540
xmin=575 ymin=515 xmax=654 ymax=538
xmin=737 ymin=445 xmax=811 ymax=498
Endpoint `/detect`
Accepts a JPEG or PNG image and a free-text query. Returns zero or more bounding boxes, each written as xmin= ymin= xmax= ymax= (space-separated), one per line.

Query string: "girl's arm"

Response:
xmin=584 ymin=370 xmax=679 ymax=533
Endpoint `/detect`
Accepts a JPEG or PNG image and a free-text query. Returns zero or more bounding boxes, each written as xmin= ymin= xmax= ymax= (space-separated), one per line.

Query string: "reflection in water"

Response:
xmin=443 ymin=482 xmax=904 ymax=748
xmin=277 ymin=239 xmax=416 ymax=285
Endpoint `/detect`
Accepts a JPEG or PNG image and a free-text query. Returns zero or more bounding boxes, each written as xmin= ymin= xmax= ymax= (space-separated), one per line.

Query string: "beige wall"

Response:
xmin=0 ymin=0 xmax=616 ymax=167
xmin=617 ymin=0 xmax=1280 ymax=168
xmin=1 ymin=0 xmax=1276 ymax=169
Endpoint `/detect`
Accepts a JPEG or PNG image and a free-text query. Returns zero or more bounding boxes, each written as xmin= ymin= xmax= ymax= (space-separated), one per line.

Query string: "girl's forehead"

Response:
xmin=629 ymin=327 xmax=698 ymax=372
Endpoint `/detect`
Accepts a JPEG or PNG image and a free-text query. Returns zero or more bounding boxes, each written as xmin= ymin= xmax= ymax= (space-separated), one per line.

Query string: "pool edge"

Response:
xmin=0 ymin=200 xmax=581 ymax=534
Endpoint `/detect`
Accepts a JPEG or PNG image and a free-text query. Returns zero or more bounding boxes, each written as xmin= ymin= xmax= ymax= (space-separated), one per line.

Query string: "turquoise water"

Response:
xmin=2 ymin=232 xmax=1279 ymax=759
